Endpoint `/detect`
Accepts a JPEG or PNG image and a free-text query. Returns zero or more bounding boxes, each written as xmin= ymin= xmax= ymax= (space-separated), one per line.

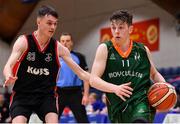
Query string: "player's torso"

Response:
xmin=13 ymin=34 xmax=59 ymax=94
xmin=103 ymin=41 xmax=152 ymax=115
xmin=103 ymin=41 xmax=151 ymax=89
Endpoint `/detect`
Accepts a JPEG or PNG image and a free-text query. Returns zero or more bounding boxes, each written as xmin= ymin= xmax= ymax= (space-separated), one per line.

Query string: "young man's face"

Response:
xmin=37 ymin=14 xmax=58 ymax=38
xmin=110 ymin=20 xmax=133 ymax=42
xmin=60 ymin=35 xmax=73 ymax=51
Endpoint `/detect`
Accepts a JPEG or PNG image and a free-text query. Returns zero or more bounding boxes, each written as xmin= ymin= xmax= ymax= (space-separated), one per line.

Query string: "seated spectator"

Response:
xmin=86 ymin=92 xmax=96 ymax=114
xmin=86 ymin=92 xmax=106 ymax=114
xmin=100 ymin=93 xmax=108 ymax=114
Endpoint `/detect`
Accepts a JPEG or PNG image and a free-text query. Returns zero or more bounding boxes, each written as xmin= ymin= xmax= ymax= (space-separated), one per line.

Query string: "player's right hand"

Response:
xmin=3 ymin=75 xmax=17 ymax=87
xmin=114 ymin=82 xmax=133 ymax=101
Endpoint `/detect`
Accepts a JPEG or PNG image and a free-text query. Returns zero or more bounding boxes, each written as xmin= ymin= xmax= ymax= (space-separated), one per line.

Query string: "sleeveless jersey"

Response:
xmin=102 ymin=41 xmax=151 ymax=120
xmin=13 ymin=33 xmax=59 ymax=94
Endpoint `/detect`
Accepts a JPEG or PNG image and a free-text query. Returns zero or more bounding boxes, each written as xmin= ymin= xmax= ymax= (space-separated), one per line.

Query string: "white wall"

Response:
xmin=17 ymin=0 xmax=180 ymax=69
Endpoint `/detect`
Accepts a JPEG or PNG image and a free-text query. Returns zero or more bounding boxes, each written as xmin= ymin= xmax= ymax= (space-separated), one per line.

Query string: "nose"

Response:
xmin=62 ymin=42 xmax=66 ymax=46
xmin=51 ymin=24 xmax=57 ymax=30
xmin=115 ymin=28 xmax=119 ymax=33
xmin=115 ymin=29 xmax=120 ymax=35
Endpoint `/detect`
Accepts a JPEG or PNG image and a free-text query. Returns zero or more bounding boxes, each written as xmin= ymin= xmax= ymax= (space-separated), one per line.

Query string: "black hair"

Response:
xmin=37 ymin=5 xmax=58 ymax=18
xmin=110 ymin=10 xmax=133 ymax=26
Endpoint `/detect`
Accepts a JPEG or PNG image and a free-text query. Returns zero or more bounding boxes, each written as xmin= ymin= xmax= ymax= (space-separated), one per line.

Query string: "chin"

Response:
xmin=47 ymin=33 xmax=54 ymax=37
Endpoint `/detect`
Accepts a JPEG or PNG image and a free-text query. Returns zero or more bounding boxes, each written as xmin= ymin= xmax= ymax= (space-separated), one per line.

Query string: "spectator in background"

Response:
xmin=86 ymin=92 xmax=105 ymax=114
xmin=86 ymin=92 xmax=97 ymax=114
xmin=100 ymin=93 xmax=108 ymax=114
xmin=57 ymin=32 xmax=89 ymax=123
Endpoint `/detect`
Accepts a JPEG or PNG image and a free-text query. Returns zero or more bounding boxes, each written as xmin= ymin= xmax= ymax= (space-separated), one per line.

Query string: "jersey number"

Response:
xmin=122 ymin=60 xmax=130 ymax=67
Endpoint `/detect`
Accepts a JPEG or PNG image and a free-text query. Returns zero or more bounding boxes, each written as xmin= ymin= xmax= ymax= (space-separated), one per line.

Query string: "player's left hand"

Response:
xmin=82 ymin=95 xmax=89 ymax=105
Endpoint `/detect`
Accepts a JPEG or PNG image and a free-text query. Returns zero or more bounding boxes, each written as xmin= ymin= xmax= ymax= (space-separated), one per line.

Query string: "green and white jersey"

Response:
xmin=102 ymin=40 xmax=152 ymax=120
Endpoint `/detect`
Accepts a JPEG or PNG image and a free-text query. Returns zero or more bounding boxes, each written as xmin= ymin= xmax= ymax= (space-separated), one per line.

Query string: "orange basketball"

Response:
xmin=148 ymin=82 xmax=177 ymax=112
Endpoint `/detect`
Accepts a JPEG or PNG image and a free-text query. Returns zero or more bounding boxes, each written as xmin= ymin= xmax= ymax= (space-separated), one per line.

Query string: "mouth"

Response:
xmin=49 ymin=31 xmax=54 ymax=34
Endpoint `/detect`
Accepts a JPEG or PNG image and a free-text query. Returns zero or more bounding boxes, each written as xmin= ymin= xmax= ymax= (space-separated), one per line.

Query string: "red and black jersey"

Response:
xmin=13 ymin=33 xmax=60 ymax=94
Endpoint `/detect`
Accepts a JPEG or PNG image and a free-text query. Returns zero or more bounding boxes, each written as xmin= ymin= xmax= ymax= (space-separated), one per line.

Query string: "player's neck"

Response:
xmin=115 ymin=39 xmax=131 ymax=52
xmin=34 ymin=31 xmax=50 ymax=46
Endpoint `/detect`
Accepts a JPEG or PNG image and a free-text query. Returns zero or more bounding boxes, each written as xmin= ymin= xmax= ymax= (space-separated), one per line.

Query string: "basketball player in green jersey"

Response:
xmin=90 ymin=10 xmax=166 ymax=123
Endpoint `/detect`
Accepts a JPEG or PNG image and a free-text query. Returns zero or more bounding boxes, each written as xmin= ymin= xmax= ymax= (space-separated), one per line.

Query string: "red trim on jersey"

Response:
xmin=56 ymin=93 xmax=59 ymax=112
xmin=12 ymin=62 xmax=20 ymax=77
xmin=53 ymin=86 xmax=59 ymax=112
xmin=13 ymin=35 xmax=29 ymax=76
xmin=19 ymin=35 xmax=29 ymax=62
xmin=32 ymin=32 xmax=51 ymax=53
xmin=9 ymin=91 xmax=16 ymax=108
xmin=55 ymin=41 xmax=60 ymax=68
xmin=55 ymin=41 xmax=61 ymax=83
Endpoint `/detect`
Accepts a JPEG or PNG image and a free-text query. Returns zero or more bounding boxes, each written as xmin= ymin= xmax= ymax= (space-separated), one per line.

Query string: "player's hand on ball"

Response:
xmin=114 ymin=82 xmax=133 ymax=101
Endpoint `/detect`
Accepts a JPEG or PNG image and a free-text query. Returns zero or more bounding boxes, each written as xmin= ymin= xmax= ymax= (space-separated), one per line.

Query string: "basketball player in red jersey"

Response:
xmin=3 ymin=5 xmax=91 ymax=123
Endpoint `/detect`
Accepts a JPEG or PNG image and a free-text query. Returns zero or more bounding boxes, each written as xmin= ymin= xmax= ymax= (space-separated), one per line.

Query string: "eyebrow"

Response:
xmin=47 ymin=19 xmax=58 ymax=23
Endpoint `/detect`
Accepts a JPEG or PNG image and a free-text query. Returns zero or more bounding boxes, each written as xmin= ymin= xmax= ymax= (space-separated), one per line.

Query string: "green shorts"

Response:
xmin=112 ymin=98 xmax=156 ymax=123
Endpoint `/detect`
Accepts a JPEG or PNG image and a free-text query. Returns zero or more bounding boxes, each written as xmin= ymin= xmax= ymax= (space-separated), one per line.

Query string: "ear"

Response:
xmin=129 ymin=25 xmax=133 ymax=34
xmin=37 ymin=17 xmax=41 ymax=26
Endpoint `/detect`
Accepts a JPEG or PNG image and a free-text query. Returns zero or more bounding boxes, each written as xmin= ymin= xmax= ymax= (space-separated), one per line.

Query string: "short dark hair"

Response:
xmin=37 ymin=5 xmax=58 ymax=18
xmin=110 ymin=10 xmax=133 ymax=26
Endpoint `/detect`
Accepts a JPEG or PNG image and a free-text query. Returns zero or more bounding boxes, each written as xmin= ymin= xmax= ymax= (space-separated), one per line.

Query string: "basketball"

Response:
xmin=148 ymin=82 xmax=177 ymax=112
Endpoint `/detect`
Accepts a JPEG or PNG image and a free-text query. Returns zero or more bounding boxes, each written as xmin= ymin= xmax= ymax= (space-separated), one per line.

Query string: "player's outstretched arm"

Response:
xmin=3 ymin=35 xmax=27 ymax=87
xmin=90 ymin=43 xmax=133 ymax=101
xmin=145 ymin=46 xmax=166 ymax=83
xmin=58 ymin=42 xmax=90 ymax=83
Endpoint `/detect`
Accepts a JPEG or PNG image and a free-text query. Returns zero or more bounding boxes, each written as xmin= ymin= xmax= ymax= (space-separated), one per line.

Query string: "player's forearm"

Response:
xmin=151 ymin=71 xmax=166 ymax=83
xmin=83 ymin=81 xmax=89 ymax=96
xmin=66 ymin=57 xmax=90 ymax=83
xmin=89 ymin=75 xmax=117 ymax=93
xmin=79 ymin=70 xmax=90 ymax=84
xmin=3 ymin=64 xmax=13 ymax=80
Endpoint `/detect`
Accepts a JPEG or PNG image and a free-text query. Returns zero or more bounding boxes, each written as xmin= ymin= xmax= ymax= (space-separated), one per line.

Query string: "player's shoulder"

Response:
xmin=102 ymin=40 xmax=112 ymax=46
xmin=133 ymin=41 xmax=146 ymax=51
xmin=99 ymin=41 xmax=114 ymax=52
xmin=17 ymin=35 xmax=27 ymax=40
xmin=133 ymin=41 xmax=144 ymax=46
xmin=12 ymin=35 xmax=28 ymax=52
xmin=15 ymin=35 xmax=28 ymax=45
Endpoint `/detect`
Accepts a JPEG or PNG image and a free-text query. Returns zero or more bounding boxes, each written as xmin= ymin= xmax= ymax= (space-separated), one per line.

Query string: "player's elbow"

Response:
xmin=89 ymin=75 xmax=96 ymax=87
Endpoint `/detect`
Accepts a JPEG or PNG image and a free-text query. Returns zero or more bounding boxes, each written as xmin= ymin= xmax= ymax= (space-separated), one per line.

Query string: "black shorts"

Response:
xmin=10 ymin=92 xmax=58 ymax=122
